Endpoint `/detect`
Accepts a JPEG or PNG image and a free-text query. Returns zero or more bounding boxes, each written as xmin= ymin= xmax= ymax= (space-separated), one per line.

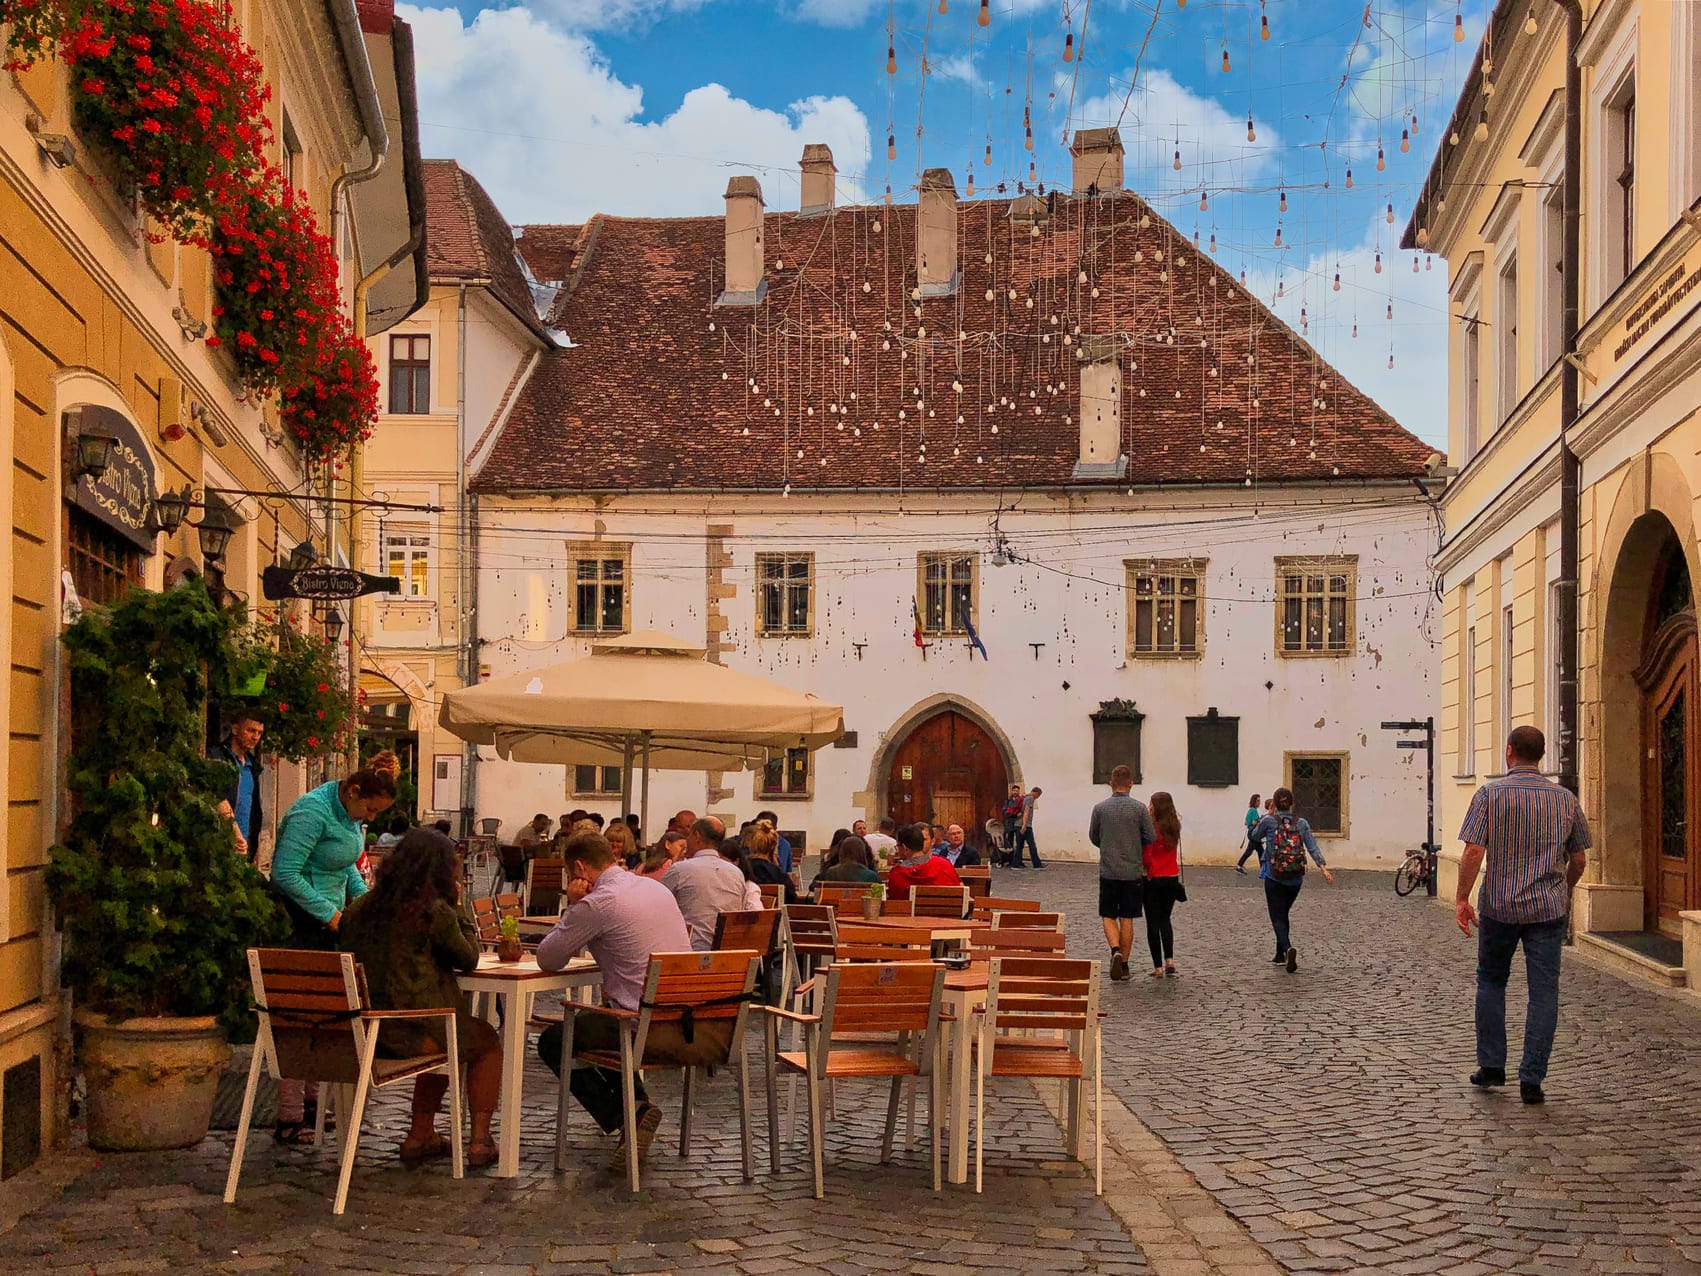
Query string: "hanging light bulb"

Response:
xmin=966 ymin=169 xmax=975 ymax=196
xmin=1028 ymin=159 xmax=1037 ymax=184
xmin=1173 ymin=148 xmax=1182 ymax=171
xmin=1279 ymin=186 xmax=1287 ymax=212
xmin=1386 ymin=301 xmax=1393 ymax=320
xmin=1199 ymin=190 xmax=1208 ymax=212
xmin=887 ymin=132 xmax=896 ymax=160
xmin=1476 ymin=107 xmax=1489 ymax=140
xmin=1411 ymin=113 xmax=1420 ymax=135
xmin=1450 ymin=128 xmax=1461 ymax=146
xmin=1400 ymin=128 xmax=1410 ymax=153
xmin=886 ymin=44 xmax=896 ymax=74
xmin=1426 ymin=254 xmax=1434 ymax=271
xmin=1063 ymin=30 xmax=1074 ymax=61
xmin=1388 ymin=352 xmax=1396 ymax=369
xmin=1247 ymin=114 xmax=1256 ymax=143
xmin=1332 ymin=271 xmax=1341 ymax=292
xmin=938 ymin=0 xmax=947 ymax=10
xmin=1221 ymin=45 xmax=1231 ymax=73
xmin=1209 ymin=232 xmax=1217 ymax=253
xmin=977 ymin=0 xmax=989 ymax=25
xmin=1385 ymin=201 xmax=1395 ymax=225
xmin=1274 ymin=224 xmax=1283 ymax=247
xmin=1193 ymin=229 xmax=1200 ymax=248
xmin=1525 ymin=4 xmax=1537 ymax=33
xmin=984 ymin=141 xmax=993 ymax=166
xmin=1352 ymin=321 xmax=1358 ymax=338
xmin=1412 ymin=253 xmax=1421 ymax=273
xmin=1300 ymin=306 xmax=1308 ymax=332
xmin=1454 ymin=9 xmax=1464 ymax=40
xmin=1374 ymin=251 xmax=1383 ymax=274
xmin=1260 ymin=11 xmax=1270 ymax=40
xmin=883 ymin=184 xmax=893 ymax=205
xmin=1345 ymin=167 xmax=1354 ymax=189
xmin=1024 ymin=127 xmax=1034 ymax=151
xmin=1276 ymin=277 xmax=1284 ymax=298
xmin=1377 ymin=145 xmax=1386 ymax=171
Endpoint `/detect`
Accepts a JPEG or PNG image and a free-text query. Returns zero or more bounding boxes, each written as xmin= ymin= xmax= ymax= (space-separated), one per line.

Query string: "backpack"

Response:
xmin=1002 ymin=794 xmax=1025 ymax=822
xmin=1266 ymin=814 xmax=1308 ymax=880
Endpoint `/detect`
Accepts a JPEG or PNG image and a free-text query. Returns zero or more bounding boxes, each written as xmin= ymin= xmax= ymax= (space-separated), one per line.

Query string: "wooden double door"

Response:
xmin=1644 ymin=626 xmax=1700 ymax=935
xmin=886 ymin=711 xmax=1008 ymax=850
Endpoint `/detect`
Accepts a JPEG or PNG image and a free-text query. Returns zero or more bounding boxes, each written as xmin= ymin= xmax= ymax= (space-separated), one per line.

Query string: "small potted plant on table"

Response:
xmin=496 ymin=916 xmax=525 ymax=963
xmin=863 ymin=882 xmax=885 ymax=921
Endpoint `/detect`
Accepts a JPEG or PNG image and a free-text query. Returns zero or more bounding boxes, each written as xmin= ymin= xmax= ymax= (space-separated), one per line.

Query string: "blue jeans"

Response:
xmin=1013 ymin=827 xmax=1042 ymax=867
xmin=1475 ymin=915 xmax=1565 ymax=1086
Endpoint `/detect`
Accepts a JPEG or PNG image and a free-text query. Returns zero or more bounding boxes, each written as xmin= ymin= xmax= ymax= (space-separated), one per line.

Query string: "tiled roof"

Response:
xmin=475 ymin=191 xmax=1432 ymax=492
xmin=514 ymin=224 xmax=584 ymax=285
xmin=421 ymin=160 xmax=551 ymax=346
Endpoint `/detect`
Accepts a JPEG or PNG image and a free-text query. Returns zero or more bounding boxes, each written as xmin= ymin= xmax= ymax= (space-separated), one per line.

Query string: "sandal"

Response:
xmin=467 ymin=1140 xmax=499 ymax=1169
xmin=273 ymin=1121 xmax=316 ymax=1146
xmin=398 ymin=1132 xmax=451 ymax=1165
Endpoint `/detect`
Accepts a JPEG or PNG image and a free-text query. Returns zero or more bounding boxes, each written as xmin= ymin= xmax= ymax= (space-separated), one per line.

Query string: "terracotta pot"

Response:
xmin=496 ymin=939 xmax=524 ymax=963
xmin=75 ymin=1008 xmax=230 ymax=1151
xmin=862 ymin=897 xmax=881 ymax=921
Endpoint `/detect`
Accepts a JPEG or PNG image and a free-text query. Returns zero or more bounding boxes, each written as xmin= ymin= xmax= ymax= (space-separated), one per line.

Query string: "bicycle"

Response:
xmin=1394 ymin=847 xmax=1431 ymax=897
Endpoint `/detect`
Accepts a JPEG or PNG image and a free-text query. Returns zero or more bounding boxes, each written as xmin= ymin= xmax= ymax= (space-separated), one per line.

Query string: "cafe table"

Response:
xmin=457 ymin=951 xmax=600 ymax=1177
xmin=941 ymin=964 xmax=989 ymax=1186
xmin=859 ymin=913 xmax=988 ymax=949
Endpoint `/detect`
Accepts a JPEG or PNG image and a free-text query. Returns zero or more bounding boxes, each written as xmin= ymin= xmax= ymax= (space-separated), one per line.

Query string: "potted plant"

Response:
xmin=863 ymin=882 xmax=885 ymax=921
xmin=496 ymin=917 xmax=524 ymax=963
xmin=47 ymin=582 xmax=285 ymax=1151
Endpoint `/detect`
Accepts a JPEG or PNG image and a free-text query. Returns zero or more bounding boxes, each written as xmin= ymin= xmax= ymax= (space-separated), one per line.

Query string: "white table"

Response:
xmin=942 ymin=968 xmax=989 ymax=1186
xmin=457 ymin=952 xmax=600 ymax=1177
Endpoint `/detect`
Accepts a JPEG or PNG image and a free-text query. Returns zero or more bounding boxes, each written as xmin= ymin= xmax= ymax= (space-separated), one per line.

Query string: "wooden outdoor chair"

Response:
xmin=757 ymin=882 xmax=782 ymax=909
xmin=958 ymin=866 xmax=992 ymax=899
xmin=911 ymin=884 xmax=971 ymax=919
xmin=970 ymin=928 xmax=1070 ymax=960
xmin=553 ymin=950 xmax=764 ymax=1191
xmin=879 ymin=897 xmax=914 ymax=917
xmin=764 ymin=961 xmax=947 ymax=1198
xmin=972 ymin=895 xmax=1040 ymax=923
xmin=815 ymin=882 xmax=876 ymax=918
xmin=471 ymin=896 xmax=501 ymax=949
xmin=831 ymin=922 xmax=936 ymax=964
xmin=495 ymin=892 xmax=523 ymax=921
xmin=973 ymin=957 xmax=1103 ymax=1195
xmin=224 ymin=949 xmax=463 ymax=1215
xmin=992 ymin=910 xmax=1066 ymax=931
xmin=713 ymin=909 xmax=790 ymax=1007
xmin=783 ymin=904 xmax=838 ymax=986
xmin=524 ymin=857 xmax=566 ymax=917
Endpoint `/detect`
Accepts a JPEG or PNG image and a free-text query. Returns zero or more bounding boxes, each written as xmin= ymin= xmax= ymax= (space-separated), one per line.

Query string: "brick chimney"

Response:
xmin=718 ymin=176 xmax=766 ymax=305
xmin=800 ymin=144 xmax=836 ymax=216
xmin=916 ymin=168 xmax=958 ymax=296
xmin=1073 ymin=335 xmax=1127 ymax=479
xmin=1071 ymin=128 xmax=1124 ymax=196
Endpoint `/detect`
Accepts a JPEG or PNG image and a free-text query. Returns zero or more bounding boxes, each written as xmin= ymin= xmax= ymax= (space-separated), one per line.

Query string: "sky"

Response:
xmin=400 ymin=0 xmax=1489 ymax=448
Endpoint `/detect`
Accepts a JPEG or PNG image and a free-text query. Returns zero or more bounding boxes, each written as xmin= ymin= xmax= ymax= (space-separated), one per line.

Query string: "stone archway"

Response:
xmin=866 ymin=695 xmax=1020 ymax=849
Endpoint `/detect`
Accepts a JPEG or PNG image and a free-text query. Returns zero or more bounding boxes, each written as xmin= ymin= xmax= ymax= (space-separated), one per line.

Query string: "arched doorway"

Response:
xmin=883 ymin=709 xmax=1010 ymax=850
xmin=1633 ymin=525 xmax=1698 ymax=935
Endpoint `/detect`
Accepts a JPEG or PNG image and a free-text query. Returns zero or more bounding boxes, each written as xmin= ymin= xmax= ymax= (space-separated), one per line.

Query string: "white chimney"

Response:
xmin=718 ymin=175 xmax=766 ymax=305
xmin=1073 ymin=335 xmax=1127 ymax=479
xmin=1071 ymin=128 xmax=1125 ymax=196
xmin=800 ymin=144 xmax=836 ymax=216
xmin=916 ymin=167 xmax=959 ymax=296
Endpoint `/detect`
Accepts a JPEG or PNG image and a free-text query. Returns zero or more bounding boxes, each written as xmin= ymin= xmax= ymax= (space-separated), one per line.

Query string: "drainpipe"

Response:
xmin=1557 ymin=0 xmax=1583 ymax=799
xmin=456 ymin=285 xmax=480 ymax=830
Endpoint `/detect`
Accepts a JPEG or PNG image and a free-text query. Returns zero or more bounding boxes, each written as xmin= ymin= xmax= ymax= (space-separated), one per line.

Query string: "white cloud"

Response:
xmin=401 ymin=4 xmax=874 ymax=222
xmin=528 ymin=0 xmax=712 ymax=33
xmin=1070 ymin=69 xmax=1279 ymax=189
xmin=787 ymin=0 xmax=883 ymax=28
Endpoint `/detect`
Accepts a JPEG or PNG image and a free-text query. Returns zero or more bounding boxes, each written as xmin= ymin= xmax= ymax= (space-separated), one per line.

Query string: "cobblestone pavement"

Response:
xmin=1002 ymin=862 xmax=1701 ymax=1274
xmin=0 ymin=1014 xmax=1150 ymax=1275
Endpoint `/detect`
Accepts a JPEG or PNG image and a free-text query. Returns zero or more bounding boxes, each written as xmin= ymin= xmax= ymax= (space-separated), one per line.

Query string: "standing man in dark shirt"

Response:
xmin=1088 ymin=766 xmax=1156 ymax=982
xmin=1455 ymin=726 xmax=1591 ymax=1105
xmin=212 ymin=710 xmax=265 ymax=862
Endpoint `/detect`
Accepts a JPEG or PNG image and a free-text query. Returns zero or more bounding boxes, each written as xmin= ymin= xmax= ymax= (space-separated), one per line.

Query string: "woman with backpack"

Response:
xmin=1249 ymin=787 xmax=1335 ymax=972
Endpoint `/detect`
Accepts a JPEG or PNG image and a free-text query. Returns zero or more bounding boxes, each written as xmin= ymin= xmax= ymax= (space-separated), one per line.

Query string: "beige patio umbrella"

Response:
xmin=437 ymin=631 xmax=844 ymax=829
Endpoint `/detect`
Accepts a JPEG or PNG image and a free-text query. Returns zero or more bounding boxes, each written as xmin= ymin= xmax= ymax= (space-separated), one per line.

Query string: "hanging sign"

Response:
xmin=69 ymin=405 xmax=156 ymax=551
xmin=261 ymin=565 xmax=401 ymax=601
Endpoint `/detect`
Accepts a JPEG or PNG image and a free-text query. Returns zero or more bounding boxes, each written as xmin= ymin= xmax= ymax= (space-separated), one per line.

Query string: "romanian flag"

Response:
xmin=913 ymin=597 xmax=926 ymax=648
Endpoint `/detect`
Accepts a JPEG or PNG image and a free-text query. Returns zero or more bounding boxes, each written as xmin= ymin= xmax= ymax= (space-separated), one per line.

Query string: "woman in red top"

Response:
xmin=1143 ymin=792 xmax=1183 ymax=977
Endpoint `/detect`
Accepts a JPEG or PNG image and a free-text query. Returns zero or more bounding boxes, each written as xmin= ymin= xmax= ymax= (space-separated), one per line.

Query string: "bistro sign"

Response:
xmin=261 ymin=564 xmax=401 ymax=601
xmin=69 ymin=405 xmax=155 ymax=551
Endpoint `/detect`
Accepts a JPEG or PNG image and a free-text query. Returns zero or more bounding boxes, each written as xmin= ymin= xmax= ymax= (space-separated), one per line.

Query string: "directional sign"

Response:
xmin=1396 ymin=739 xmax=1431 ymax=749
xmin=261 ymin=565 xmax=401 ymax=601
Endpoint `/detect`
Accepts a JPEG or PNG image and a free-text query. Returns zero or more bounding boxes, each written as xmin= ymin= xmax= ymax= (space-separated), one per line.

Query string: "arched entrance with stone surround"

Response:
xmin=868 ymin=695 xmax=1019 ymax=851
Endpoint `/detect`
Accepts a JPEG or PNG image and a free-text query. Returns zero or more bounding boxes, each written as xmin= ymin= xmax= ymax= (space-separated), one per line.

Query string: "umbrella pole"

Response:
xmin=620 ymin=735 xmax=635 ymax=822
xmin=639 ymin=732 xmax=652 ymax=844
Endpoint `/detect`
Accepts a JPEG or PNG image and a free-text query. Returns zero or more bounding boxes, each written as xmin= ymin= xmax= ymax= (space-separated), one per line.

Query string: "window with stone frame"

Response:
xmin=573 ymin=764 xmax=623 ymax=796
xmin=1287 ymin=753 xmax=1347 ymax=836
xmin=384 ymin=529 xmax=432 ymax=598
xmin=1276 ymin=556 xmax=1356 ymax=656
xmin=761 ymin=746 xmax=811 ymax=797
xmin=756 ymin=552 xmax=813 ymax=636
xmin=568 ymin=542 xmax=630 ymax=635
xmin=919 ymin=552 xmax=976 ymax=635
xmin=1127 ymin=559 xmax=1204 ymax=656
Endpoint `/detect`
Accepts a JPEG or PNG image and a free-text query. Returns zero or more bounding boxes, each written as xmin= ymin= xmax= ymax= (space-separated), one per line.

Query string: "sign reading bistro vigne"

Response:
xmin=70 ymin=405 xmax=156 ymax=552
xmin=261 ymin=565 xmax=401 ymax=601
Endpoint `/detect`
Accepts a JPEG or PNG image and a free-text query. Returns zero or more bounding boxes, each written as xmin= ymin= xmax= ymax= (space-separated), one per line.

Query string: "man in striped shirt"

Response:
xmin=1455 ymin=725 xmax=1591 ymax=1105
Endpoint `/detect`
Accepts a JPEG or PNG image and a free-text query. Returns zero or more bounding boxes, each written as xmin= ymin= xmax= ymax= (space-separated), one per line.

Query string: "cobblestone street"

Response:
xmin=1013 ymin=863 xmax=1701 ymax=1274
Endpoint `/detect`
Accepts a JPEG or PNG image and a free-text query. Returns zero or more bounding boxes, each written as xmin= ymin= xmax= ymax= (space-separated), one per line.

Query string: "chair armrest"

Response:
xmin=567 ymin=1003 xmax=639 ymax=1022
xmin=761 ymin=1005 xmax=821 ymax=1026
xmin=362 ymin=1008 xmax=458 ymax=1020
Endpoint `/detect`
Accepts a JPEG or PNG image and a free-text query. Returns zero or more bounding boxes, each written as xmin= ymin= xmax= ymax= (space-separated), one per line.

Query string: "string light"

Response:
xmin=977 ymin=0 xmax=989 ymax=25
xmin=887 ymin=131 xmax=896 ymax=160
xmin=1475 ymin=107 xmax=1489 ymax=141
xmin=1385 ymin=201 xmax=1395 ymax=224
xmin=1199 ymin=190 xmax=1208 ymax=212
xmin=1260 ymin=7 xmax=1270 ymax=39
xmin=1246 ymin=114 xmax=1256 ymax=143
xmin=1525 ymin=4 xmax=1537 ymax=33
xmin=1332 ymin=271 xmax=1341 ymax=292
xmin=966 ymin=169 xmax=975 ymax=196
xmin=1173 ymin=147 xmax=1182 ymax=171
xmin=1278 ymin=187 xmax=1287 ymax=213
xmin=1374 ymin=251 xmax=1382 ymax=274
xmin=1221 ymin=46 xmax=1231 ymax=73
xmin=886 ymin=43 xmax=896 ymax=74
xmin=1273 ymin=223 xmax=1283 ymax=248
xmin=1454 ymin=5 xmax=1464 ymax=40
xmin=1376 ymin=145 xmax=1386 ymax=172
xmin=1063 ymin=29 xmax=1074 ymax=62
xmin=1345 ymin=168 xmax=1353 ymax=189
xmin=1400 ymin=128 xmax=1410 ymax=153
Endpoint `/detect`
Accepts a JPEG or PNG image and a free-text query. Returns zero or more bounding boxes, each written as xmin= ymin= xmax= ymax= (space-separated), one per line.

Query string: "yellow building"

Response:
xmin=1407 ymin=0 xmax=1701 ymax=986
xmin=0 ymin=0 xmax=425 ymax=1175
xmin=356 ymin=161 xmax=555 ymax=831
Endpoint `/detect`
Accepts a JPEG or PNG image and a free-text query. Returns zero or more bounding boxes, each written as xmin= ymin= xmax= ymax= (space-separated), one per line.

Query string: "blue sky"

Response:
xmin=403 ymin=0 xmax=1487 ymax=446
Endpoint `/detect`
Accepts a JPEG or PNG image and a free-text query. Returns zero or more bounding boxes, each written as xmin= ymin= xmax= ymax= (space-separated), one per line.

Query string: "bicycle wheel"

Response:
xmin=1394 ymin=857 xmax=1423 ymax=896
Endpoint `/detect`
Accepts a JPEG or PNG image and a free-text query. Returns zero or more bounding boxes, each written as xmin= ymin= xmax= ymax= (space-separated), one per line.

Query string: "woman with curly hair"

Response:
xmin=337 ymin=827 xmax=502 ymax=1167
xmin=744 ymin=820 xmax=800 ymax=904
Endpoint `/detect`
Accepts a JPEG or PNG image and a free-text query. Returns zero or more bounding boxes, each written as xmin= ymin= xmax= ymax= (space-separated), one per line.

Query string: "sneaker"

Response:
xmin=612 ymin=1102 xmax=664 ymax=1168
xmin=1234 ymin=865 xmax=1247 ymax=875
xmin=1034 ymin=863 xmax=1048 ymax=870
xmin=1270 ymin=954 xmax=1286 ymax=964
xmin=1520 ymin=1082 xmax=1545 ymax=1105
xmin=1284 ymin=947 xmax=1298 ymax=973
xmin=1470 ymin=1067 xmax=1507 ymax=1088
xmin=1109 ymin=950 xmax=1130 ymax=982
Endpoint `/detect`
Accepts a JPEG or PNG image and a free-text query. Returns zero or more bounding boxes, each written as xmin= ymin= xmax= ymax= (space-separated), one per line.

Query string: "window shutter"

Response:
xmin=1186 ymin=709 xmax=1240 ymax=788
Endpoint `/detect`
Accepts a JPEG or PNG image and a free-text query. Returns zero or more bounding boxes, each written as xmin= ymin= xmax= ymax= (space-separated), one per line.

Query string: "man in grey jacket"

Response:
xmin=1089 ymin=764 xmax=1157 ymax=982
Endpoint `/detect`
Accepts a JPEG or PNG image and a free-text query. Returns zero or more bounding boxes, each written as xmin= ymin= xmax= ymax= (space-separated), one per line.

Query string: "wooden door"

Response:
xmin=887 ymin=711 xmax=1008 ymax=850
xmin=1645 ymin=649 xmax=1698 ymax=936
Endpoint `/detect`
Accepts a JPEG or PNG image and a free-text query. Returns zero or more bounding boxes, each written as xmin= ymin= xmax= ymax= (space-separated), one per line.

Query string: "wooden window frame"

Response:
xmin=567 ymin=541 xmax=632 ymax=637
xmin=759 ymin=745 xmax=813 ymax=800
xmin=1283 ymin=750 xmax=1350 ymax=839
xmin=1274 ymin=555 xmax=1357 ymax=658
xmin=387 ymin=333 xmax=431 ymax=416
xmin=1126 ymin=558 xmax=1205 ymax=658
xmin=755 ymin=551 xmax=814 ymax=637
xmin=383 ymin=527 xmax=433 ymax=600
xmin=67 ymin=507 xmax=143 ymax=609
xmin=572 ymin=764 xmax=624 ymax=797
xmin=917 ymin=552 xmax=978 ymax=636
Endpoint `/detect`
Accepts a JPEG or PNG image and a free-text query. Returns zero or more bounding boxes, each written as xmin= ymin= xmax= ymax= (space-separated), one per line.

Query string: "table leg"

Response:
xmin=947 ymin=992 xmax=972 ymax=1185
xmin=495 ymin=987 xmax=528 ymax=1178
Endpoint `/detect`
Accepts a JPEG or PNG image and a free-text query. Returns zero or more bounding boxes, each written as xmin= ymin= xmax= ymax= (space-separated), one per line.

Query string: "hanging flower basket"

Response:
xmin=229 ymin=611 xmax=357 ymax=761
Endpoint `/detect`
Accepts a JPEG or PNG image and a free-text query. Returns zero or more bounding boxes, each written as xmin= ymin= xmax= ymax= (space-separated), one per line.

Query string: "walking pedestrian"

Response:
xmin=1143 ymin=793 xmax=1184 ymax=977
xmin=1234 ymin=792 xmax=1262 ymax=874
xmin=999 ymin=784 xmax=1025 ymax=866
xmin=1250 ymin=788 xmax=1334 ymax=972
xmin=1455 ymin=726 xmax=1590 ymax=1105
xmin=1088 ymin=765 xmax=1156 ymax=982
xmin=1011 ymin=786 xmax=1046 ymax=869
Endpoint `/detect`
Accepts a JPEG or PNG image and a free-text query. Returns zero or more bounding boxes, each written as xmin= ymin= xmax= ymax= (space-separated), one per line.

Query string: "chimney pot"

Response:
xmin=719 ymin=176 xmax=766 ymax=305
xmin=916 ymin=167 xmax=959 ymax=296
xmin=1071 ymin=127 xmax=1125 ymax=196
xmin=800 ymin=144 xmax=836 ymax=215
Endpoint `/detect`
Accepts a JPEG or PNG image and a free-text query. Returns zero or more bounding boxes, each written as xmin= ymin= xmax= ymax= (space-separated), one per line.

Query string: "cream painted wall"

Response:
xmin=470 ymin=489 xmax=1440 ymax=865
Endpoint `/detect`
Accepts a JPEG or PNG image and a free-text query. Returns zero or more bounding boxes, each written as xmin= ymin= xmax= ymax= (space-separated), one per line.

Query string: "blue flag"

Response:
xmin=964 ymin=615 xmax=989 ymax=660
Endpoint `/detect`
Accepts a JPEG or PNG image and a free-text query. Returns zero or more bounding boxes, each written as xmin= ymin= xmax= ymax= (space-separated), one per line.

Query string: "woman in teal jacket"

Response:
xmin=269 ymin=752 xmax=399 ymax=1143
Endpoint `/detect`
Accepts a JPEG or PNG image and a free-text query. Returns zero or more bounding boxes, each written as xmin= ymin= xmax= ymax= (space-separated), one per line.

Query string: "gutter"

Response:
xmin=468 ymin=477 xmax=1433 ymax=499
xmin=1556 ymin=0 xmax=1582 ymax=798
xmin=326 ymin=0 xmax=390 ymax=274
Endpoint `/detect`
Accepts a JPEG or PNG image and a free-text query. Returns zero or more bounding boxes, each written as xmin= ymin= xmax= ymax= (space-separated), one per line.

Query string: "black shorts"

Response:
xmin=1099 ymin=878 xmax=1144 ymax=919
